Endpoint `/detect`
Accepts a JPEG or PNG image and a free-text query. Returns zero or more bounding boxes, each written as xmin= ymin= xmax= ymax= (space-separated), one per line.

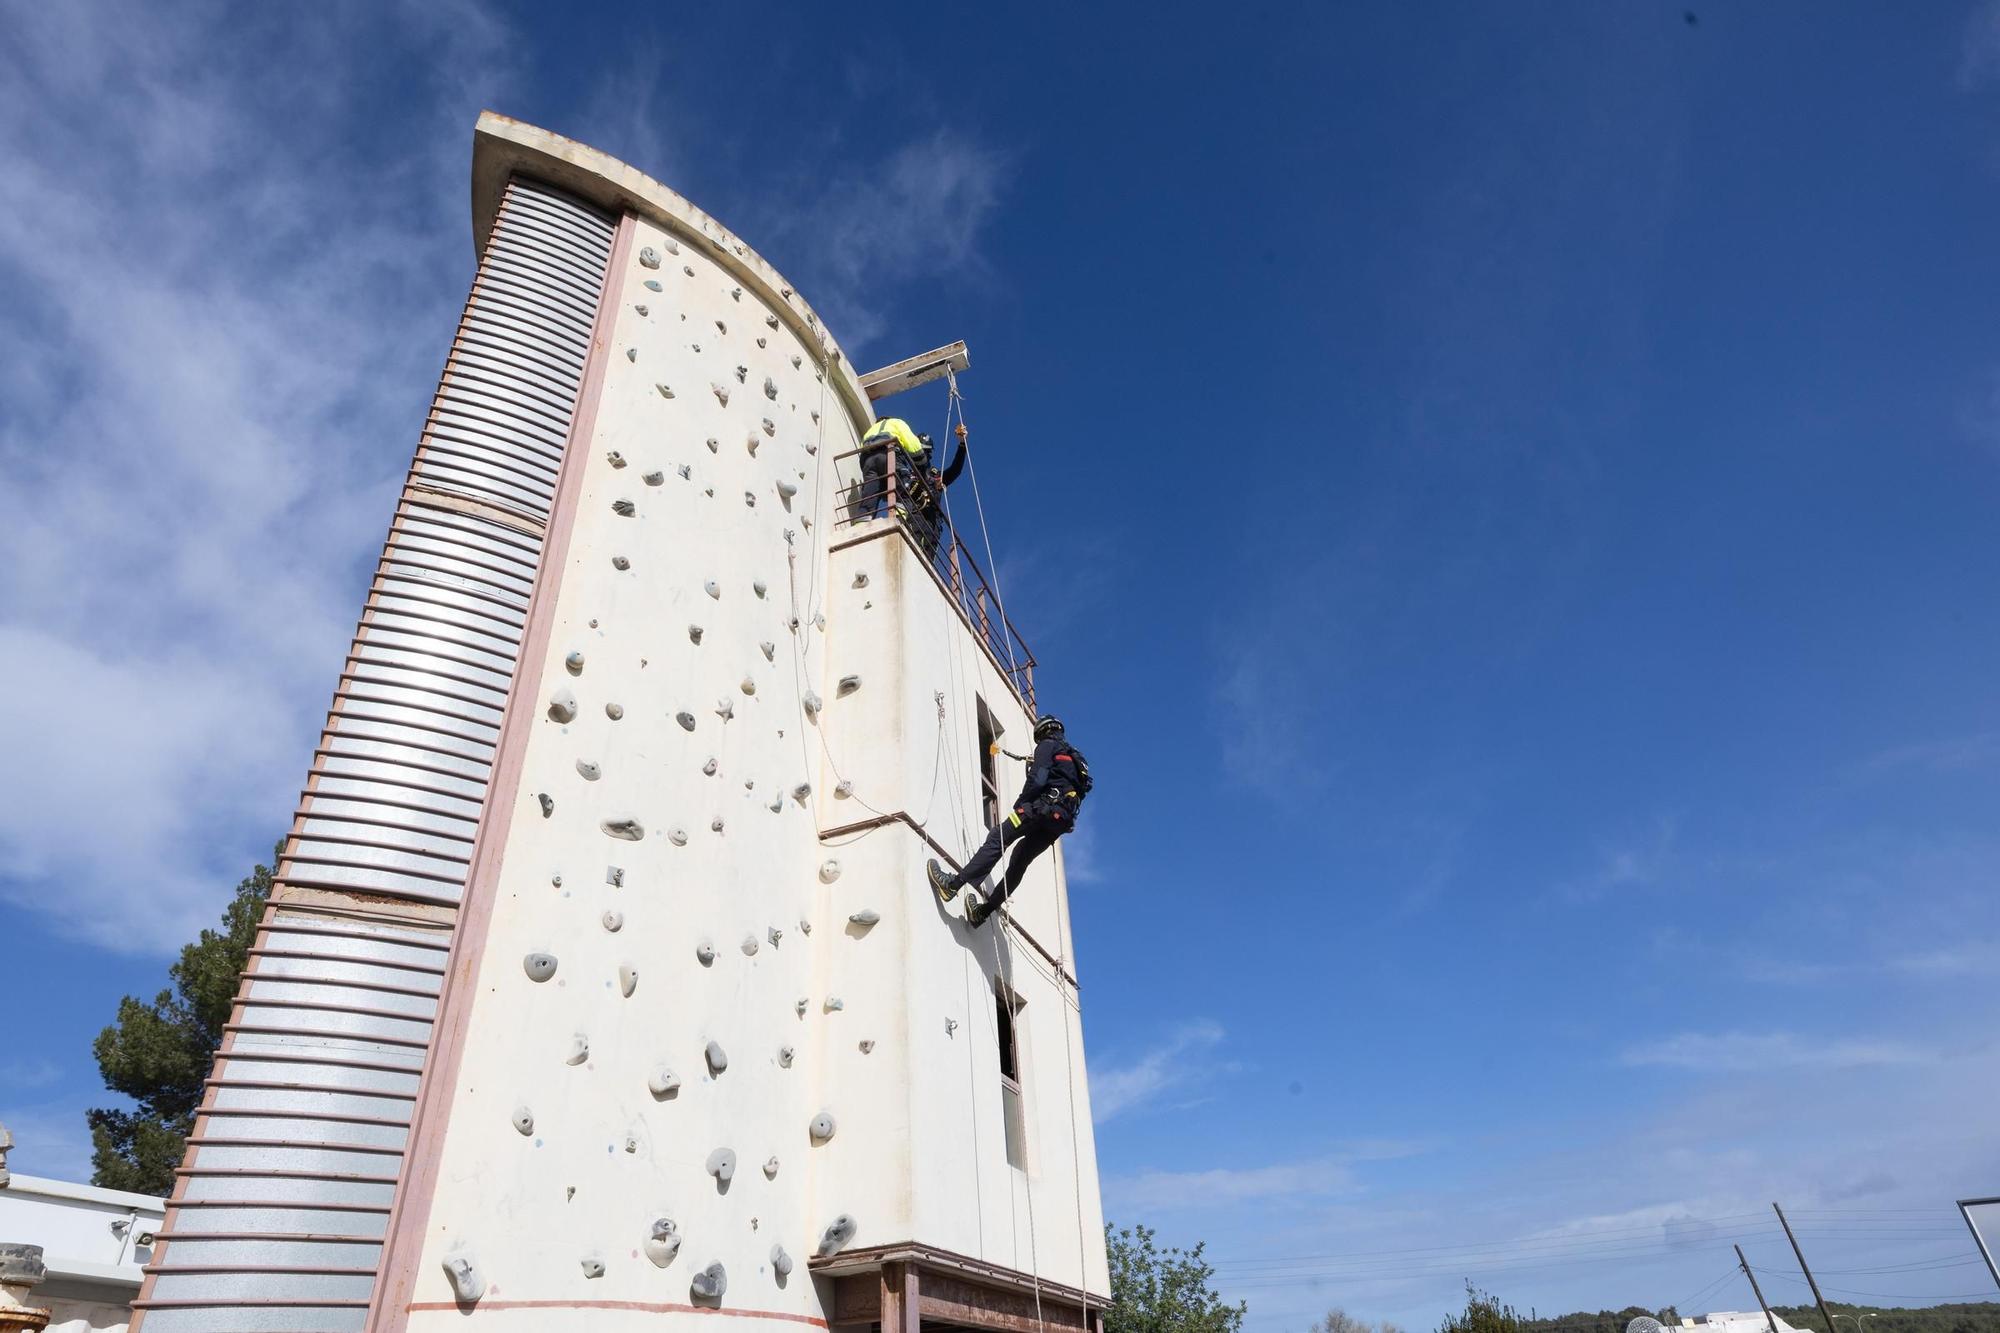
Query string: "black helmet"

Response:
xmin=1033 ymin=715 xmax=1064 ymax=741
xmin=918 ymin=432 xmax=934 ymax=449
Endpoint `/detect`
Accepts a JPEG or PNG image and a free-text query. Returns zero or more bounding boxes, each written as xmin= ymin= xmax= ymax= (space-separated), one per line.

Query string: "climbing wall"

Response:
xmin=388 ymin=212 xmax=874 ymax=1329
xmin=131 ymin=176 xmax=618 ymax=1333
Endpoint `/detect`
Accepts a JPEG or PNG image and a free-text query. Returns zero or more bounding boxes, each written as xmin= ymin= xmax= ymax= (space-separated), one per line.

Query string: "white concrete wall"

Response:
xmin=406 ymin=200 xmax=1105 ymax=1327
xmin=0 ymin=1173 xmax=160 ymax=1329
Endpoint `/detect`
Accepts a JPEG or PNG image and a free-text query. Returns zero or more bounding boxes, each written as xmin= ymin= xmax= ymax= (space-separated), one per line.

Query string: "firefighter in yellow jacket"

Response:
xmin=859 ymin=416 xmax=929 ymax=522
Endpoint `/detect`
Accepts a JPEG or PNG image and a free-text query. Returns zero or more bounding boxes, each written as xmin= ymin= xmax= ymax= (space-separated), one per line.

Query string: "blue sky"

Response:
xmin=4 ymin=2 xmax=2000 ymax=1329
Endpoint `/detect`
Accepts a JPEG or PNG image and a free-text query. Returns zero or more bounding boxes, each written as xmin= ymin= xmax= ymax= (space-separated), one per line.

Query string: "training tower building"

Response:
xmin=131 ymin=114 xmax=1109 ymax=1333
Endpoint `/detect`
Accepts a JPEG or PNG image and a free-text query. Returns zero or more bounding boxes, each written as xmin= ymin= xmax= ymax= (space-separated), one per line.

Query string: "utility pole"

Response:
xmin=1774 ymin=1203 xmax=1838 ymax=1333
xmin=1736 ymin=1243 xmax=1779 ymax=1333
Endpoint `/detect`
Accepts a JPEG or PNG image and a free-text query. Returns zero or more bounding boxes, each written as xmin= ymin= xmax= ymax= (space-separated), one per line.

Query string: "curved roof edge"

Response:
xmin=471 ymin=111 xmax=874 ymax=436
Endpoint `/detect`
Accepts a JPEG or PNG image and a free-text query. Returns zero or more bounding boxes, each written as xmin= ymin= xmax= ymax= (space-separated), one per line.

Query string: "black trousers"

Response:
xmin=953 ymin=803 xmax=1070 ymax=909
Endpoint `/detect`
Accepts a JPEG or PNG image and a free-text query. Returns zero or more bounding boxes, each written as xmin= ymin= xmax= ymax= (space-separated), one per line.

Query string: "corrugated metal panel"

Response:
xmin=133 ymin=176 xmax=616 ymax=1332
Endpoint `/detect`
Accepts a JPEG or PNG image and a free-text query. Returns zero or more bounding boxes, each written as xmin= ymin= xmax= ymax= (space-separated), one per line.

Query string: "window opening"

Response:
xmin=976 ymin=696 xmax=1003 ymax=829
xmin=995 ymin=979 xmax=1027 ymax=1169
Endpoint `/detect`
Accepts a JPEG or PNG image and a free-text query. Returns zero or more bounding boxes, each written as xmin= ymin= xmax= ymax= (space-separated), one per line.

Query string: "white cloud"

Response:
xmin=0 ymin=0 xmax=516 ymax=952
xmin=1091 ymin=1019 xmax=1229 ymax=1121
xmin=1560 ymin=815 xmax=1677 ymax=903
xmin=1109 ymin=1157 xmax=1363 ymax=1214
xmin=758 ymin=129 xmax=1011 ymax=352
xmin=1619 ymin=1031 xmax=1936 ymax=1073
xmin=0 ymin=1059 xmax=63 ymax=1091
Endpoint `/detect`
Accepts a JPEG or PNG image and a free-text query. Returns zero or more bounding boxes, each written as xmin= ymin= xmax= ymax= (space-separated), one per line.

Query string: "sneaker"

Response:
xmin=927 ymin=859 xmax=958 ymax=904
xmin=964 ymin=891 xmax=991 ymax=929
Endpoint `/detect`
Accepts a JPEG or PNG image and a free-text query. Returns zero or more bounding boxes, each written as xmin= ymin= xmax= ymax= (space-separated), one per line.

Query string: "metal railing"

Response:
xmin=832 ymin=444 xmax=1037 ymax=711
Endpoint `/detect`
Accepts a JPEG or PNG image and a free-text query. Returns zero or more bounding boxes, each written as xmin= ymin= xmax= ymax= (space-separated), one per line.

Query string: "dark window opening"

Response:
xmin=995 ymin=979 xmax=1027 ymax=1168
xmin=976 ymin=696 xmax=1003 ymax=828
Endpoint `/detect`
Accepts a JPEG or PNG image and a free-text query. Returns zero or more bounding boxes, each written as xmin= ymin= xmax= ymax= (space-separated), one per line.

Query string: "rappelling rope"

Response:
xmin=945 ymin=371 xmax=1023 ymax=682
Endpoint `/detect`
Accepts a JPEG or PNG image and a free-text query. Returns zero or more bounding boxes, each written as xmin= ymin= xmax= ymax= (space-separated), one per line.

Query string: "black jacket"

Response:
xmin=1017 ymin=734 xmax=1090 ymax=810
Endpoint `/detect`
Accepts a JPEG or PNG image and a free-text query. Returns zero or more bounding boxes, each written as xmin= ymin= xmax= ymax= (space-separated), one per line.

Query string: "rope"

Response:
xmin=946 ymin=371 xmax=1023 ymax=682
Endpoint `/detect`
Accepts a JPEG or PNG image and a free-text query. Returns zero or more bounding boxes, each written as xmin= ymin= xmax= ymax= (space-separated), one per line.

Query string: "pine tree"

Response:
xmin=86 ymin=844 xmax=278 ymax=1193
xmin=1106 ymin=1223 xmax=1247 ymax=1333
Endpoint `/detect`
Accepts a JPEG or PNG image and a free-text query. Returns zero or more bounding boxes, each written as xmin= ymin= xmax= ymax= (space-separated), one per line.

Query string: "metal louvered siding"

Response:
xmin=133 ymin=177 xmax=617 ymax=1333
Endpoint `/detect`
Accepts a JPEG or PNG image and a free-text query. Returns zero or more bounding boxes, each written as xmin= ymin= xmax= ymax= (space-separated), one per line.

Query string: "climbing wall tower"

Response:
xmin=131 ymin=114 xmax=1110 ymax=1333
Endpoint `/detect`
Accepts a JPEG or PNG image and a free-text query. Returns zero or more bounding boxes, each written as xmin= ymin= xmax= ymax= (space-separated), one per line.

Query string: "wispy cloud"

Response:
xmin=1 ymin=1059 xmax=62 ymax=1091
xmin=1559 ymin=816 xmax=1678 ymax=903
xmin=1890 ymin=944 xmax=2000 ymax=979
xmin=1106 ymin=1142 xmax=1425 ymax=1215
xmin=1619 ymin=1030 xmax=1937 ymax=1073
xmin=1091 ymin=1019 xmax=1230 ymax=1121
xmin=761 ymin=129 xmax=1012 ymax=351
xmin=1849 ymin=730 xmax=2000 ymax=778
xmin=0 ymin=0 xmax=516 ymax=953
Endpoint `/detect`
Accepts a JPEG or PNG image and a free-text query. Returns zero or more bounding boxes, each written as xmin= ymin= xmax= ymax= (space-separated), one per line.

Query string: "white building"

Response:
xmin=0 ymin=1169 xmax=163 ymax=1331
xmin=127 ymin=115 xmax=1109 ymax=1333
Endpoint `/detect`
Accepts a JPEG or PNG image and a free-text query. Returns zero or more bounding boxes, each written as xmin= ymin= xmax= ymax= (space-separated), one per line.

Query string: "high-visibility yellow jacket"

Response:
xmin=862 ymin=417 xmax=924 ymax=455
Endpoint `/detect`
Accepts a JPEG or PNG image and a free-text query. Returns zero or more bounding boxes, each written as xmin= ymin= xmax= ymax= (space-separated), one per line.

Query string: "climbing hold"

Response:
xmin=745 ymin=491 xmax=757 ymax=507
xmin=706 ymin=1147 xmax=735 ymax=1180
xmin=778 ymin=1045 xmax=794 ymax=1068
xmin=639 ymin=246 xmax=661 ymax=268
xmin=606 ymin=702 xmax=624 ymax=720
xmin=819 ymin=859 xmax=841 ymax=883
xmin=740 ymin=934 xmax=759 ymax=956
xmin=656 ymin=383 xmax=675 ymax=399
xmin=442 ymin=1248 xmax=485 ymax=1304
xmin=705 ymin=1041 xmax=728 ymax=1074
xmin=835 ymin=780 xmax=854 ymax=798
xmin=813 ymin=612 xmax=826 ymax=630
xmin=761 ymin=418 xmax=776 ymax=436
xmin=538 ymin=793 xmax=554 ymax=818
xmin=852 ymin=572 xmax=870 ymax=589
xmin=678 ymin=463 xmax=692 ymax=479
xmin=777 ymin=478 xmax=799 ymax=498
xmin=602 ymin=909 xmax=623 ymax=932
xmin=740 ymin=676 xmax=757 ymax=695
xmin=768 ymin=926 xmax=783 ymax=947
xmin=607 ymin=450 xmax=627 ymax=468
xmin=683 ymin=264 xmax=694 ymax=276
xmin=734 ymin=364 xmax=748 ymax=383
xmin=753 ymin=579 xmax=768 ymax=598
xmin=669 ymin=827 xmax=689 ymax=846
xmin=696 ymin=940 xmax=716 ymax=966
xmin=601 ymin=818 xmax=645 ymax=841
xmin=691 ymin=1262 xmax=728 ymax=1300
xmin=551 ymin=874 xmax=563 ymax=887
xmin=677 ymin=711 xmax=697 ymax=731
xmin=625 ymin=347 xmax=638 ymax=362
xmin=582 ymin=1255 xmax=606 ymax=1279
xmin=648 ymin=1067 xmax=680 ymax=1098
xmin=713 ymin=384 xmax=730 ymax=406
xmin=848 ymin=909 xmax=880 ymax=928
xmin=704 ymin=579 xmax=720 ymax=599
xmin=643 ymin=470 xmax=664 ymax=486
xmin=837 ymin=674 xmax=862 ymax=696
xmin=763 ymin=1155 xmax=780 ymax=1178
xmin=818 ymin=1216 xmax=858 ymax=1256
xmin=612 ymin=555 xmax=631 ymax=571
xmin=824 ymin=996 xmax=844 ymax=1012
xmin=795 ymin=998 xmax=809 ymax=1016
xmin=646 ymin=1218 xmax=682 ymax=1267
xmin=792 ymin=782 xmax=812 ymax=802
xmin=760 ymin=641 xmax=776 ymax=661
xmin=763 ymin=376 xmax=778 ymax=400
xmin=689 ymin=625 xmax=704 ymax=644
xmin=799 ymin=919 xmax=812 ymax=935
xmin=566 ymin=1033 xmax=590 ymax=1065
xmin=702 ymin=757 xmax=719 ymax=777
xmin=731 ymin=286 xmax=742 ymax=301
xmin=793 ymin=355 xmax=803 ymax=369
xmin=945 ymin=1018 xmax=959 ymax=1036
xmin=548 ymin=690 xmax=578 ymax=723
xmin=771 ymin=1244 xmax=794 ymax=1278
xmin=644 ymin=278 xmax=663 ymax=292
xmin=859 ymin=1039 xmax=876 ymax=1054
xmin=613 ymin=498 xmax=636 ymax=516
xmin=715 ymin=698 xmax=735 ymax=721
xmin=512 ymin=1105 xmax=534 ymax=1135
xmin=711 ymin=817 xmax=726 ymax=833
xmin=706 ymin=437 xmax=718 ymax=452
xmin=767 ymin=793 xmax=784 ymax=813
xmin=718 ymin=320 xmax=730 ymax=334
xmin=576 ymin=759 xmax=601 ymax=781
xmin=605 ymin=865 xmax=624 ymax=887
xmin=523 ymin=953 xmax=558 ymax=982
xmin=757 ymin=337 xmax=767 ymax=349
xmin=619 ymin=963 xmax=639 ymax=997
xmin=802 ymin=691 xmax=822 ymax=718
xmin=810 ymin=1111 xmax=836 ymax=1143
xmin=664 ymin=236 xmax=680 ymax=253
